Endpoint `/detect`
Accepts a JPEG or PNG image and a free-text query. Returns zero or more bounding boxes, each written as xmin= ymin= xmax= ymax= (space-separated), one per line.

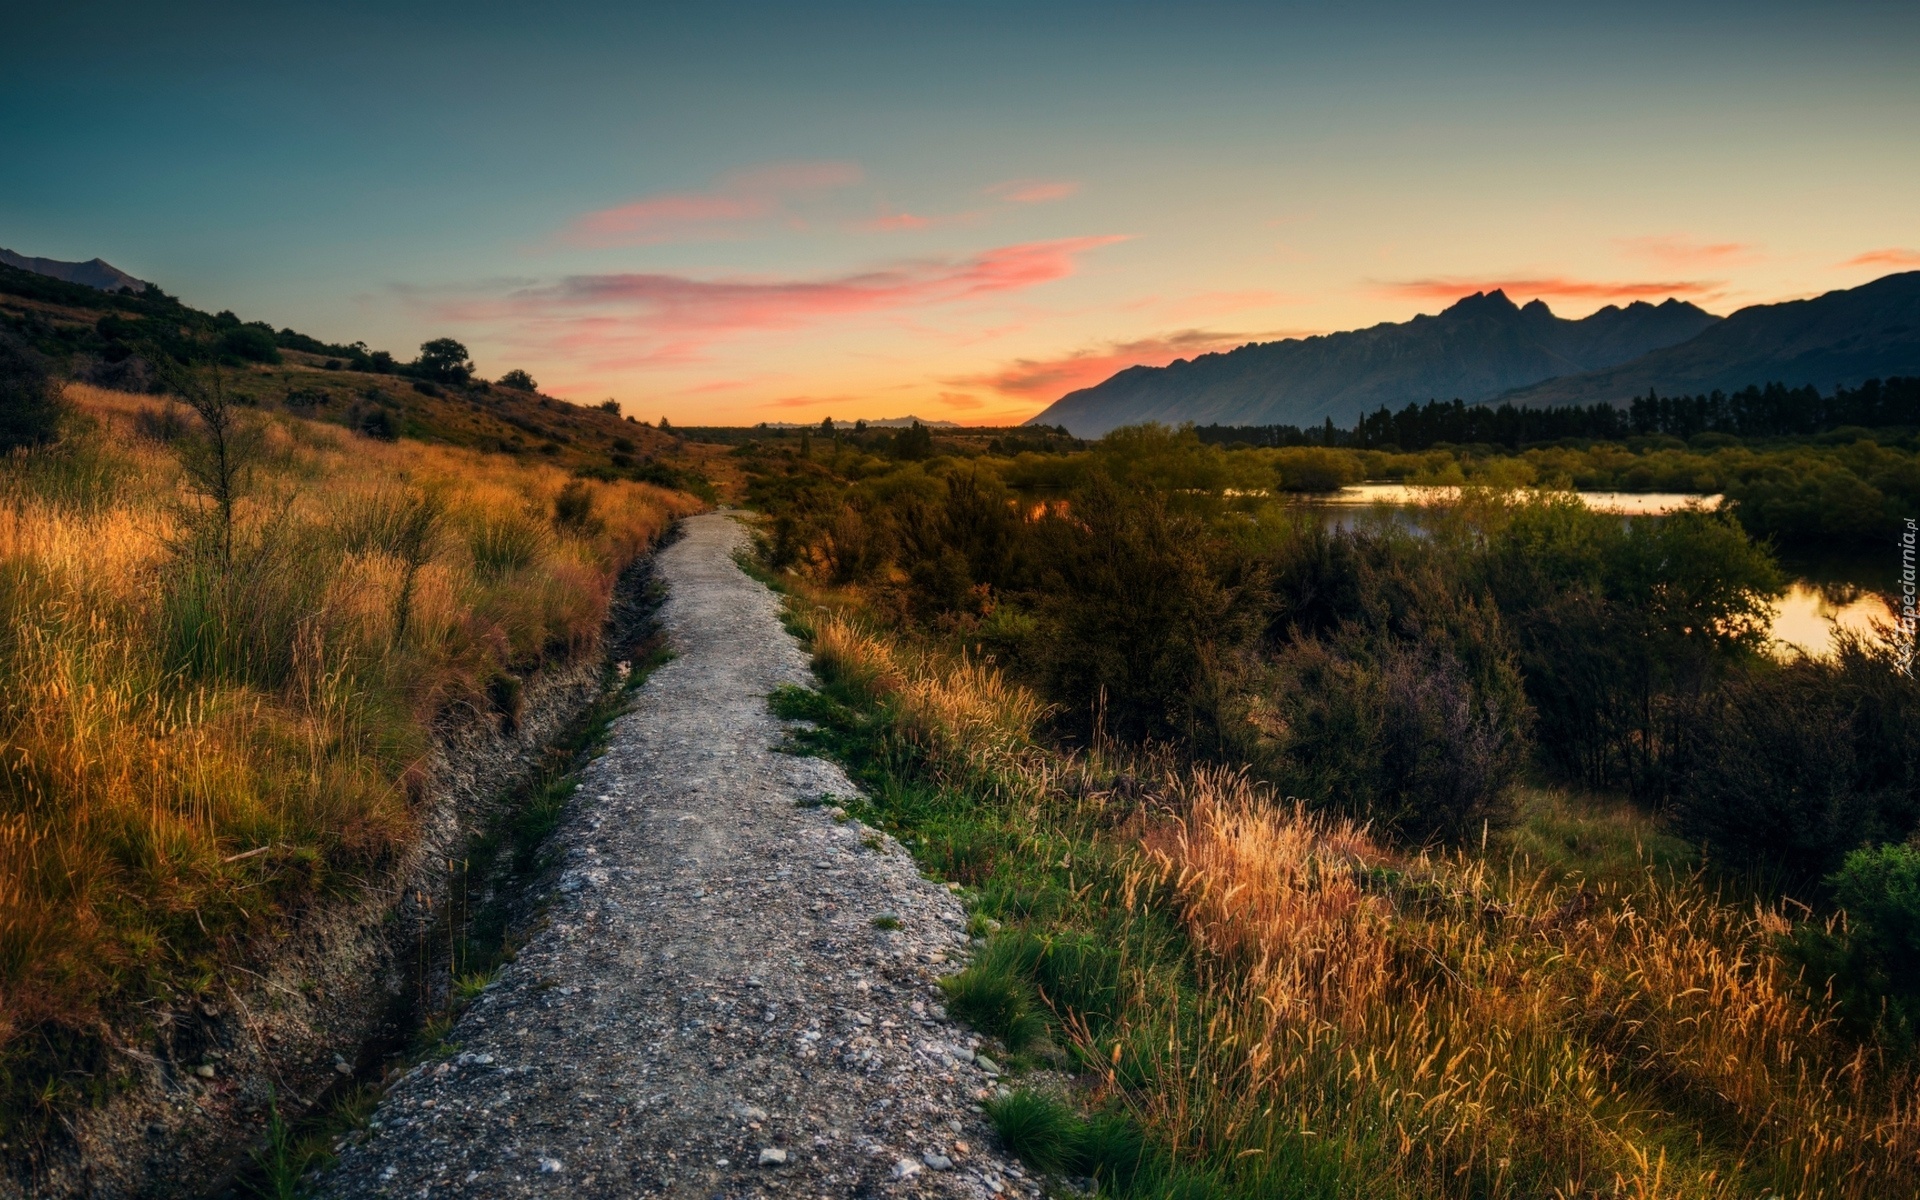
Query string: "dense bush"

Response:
xmin=1272 ymin=446 xmax=1363 ymax=492
xmin=1031 ymin=472 xmax=1249 ymax=743
xmin=1674 ymin=636 xmax=1920 ymax=884
xmin=217 ymin=324 xmax=282 ymax=363
xmin=1785 ymin=844 xmax=1920 ymax=1052
xmin=497 ymin=368 xmax=537 ymax=391
xmin=1479 ymin=497 xmax=1779 ymax=800
xmin=1242 ymin=523 xmax=1531 ymax=839
xmin=0 ymin=332 xmax=65 ymax=450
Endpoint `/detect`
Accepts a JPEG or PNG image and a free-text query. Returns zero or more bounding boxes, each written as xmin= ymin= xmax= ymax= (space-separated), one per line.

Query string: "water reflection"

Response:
xmin=1317 ymin=483 xmax=1722 ymax=515
xmin=1287 ymin=487 xmax=1890 ymax=661
xmin=1769 ymin=583 xmax=1893 ymax=660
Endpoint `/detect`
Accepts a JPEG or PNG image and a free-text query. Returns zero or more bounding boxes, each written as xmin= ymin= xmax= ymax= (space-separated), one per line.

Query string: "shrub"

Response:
xmin=1032 ymin=473 xmax=1249 ymax=742
xmin=497 ymin=369 xmax=537 ymax=391
xmin=0 ymin=333 xmax=66 ymax=451
xmin=552 ymin=479 xmax=601 ymax=535
xmin=1480 ymin=496 xmax=1780 ymax=799
xmin=1673 ymin=635 xmax=1920 ymax=885
xmin=1785 ymin=844 xmax=1920 ymax=1051
xmin=1249 ymin=626 xmax=1527 ymax=842
xmin=217 ymin=324 xmax=282 ymax=364
xmin=359 ymin=408 xmax=399 ymax=440
xmin=1250 ymin=523 xmax=1531 ymax=841
xmin=1273 ymin=446 xmax=1364 ymax=492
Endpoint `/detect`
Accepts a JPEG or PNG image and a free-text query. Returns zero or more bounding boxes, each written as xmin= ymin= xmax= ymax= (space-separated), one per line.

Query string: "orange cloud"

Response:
xmin=950 ymin=329 xmax=1260 ymax=400
xmin=1843 ymin=247 xmax=1920 ymax=269
xmin=1380 ymin=276 xmax=1722 ymax=303
xmin=987 ymin=179 xmax=1080 ymax=204
xmin=421 ymin=236 xmax=1130 ymax=370
xmin=1617 ymin=235 xmax=1759 ymax=267
xmin=560 ymin=161 xmax=861 ymax=246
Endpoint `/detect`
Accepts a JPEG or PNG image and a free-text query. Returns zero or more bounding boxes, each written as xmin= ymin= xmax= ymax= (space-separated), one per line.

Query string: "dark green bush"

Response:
xmin=217 ymin=324 xmax=281 ymax=363
xmin=0 ymin=332 xmax=66 ymax=451
xmin=1249 ymin=523 xmax=1531 ymax=841
xmin=415 ymin=337 xmax=472 ymax=384
xmin=1785 ymin=844 xmax=1920 ymax=1052
xmin=1480 ymin=497 xmax=1779 ymax=800
xmin=1673 ymin=636 xmax=1920 ymax=885
xmin=497 ymin=369 xmax=537 ymax=391
xmin=1033 ymin=472 xmax=1250 ymax=742
xmin=359 ymin=408 xmax=399 ymax=440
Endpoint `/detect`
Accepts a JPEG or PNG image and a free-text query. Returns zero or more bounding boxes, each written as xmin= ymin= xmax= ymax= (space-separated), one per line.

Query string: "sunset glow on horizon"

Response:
xmin=6 ymin=2 xmax=1917 ymax=425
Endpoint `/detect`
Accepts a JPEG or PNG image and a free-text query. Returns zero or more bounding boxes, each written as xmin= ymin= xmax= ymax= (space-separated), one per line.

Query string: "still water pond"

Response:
xmin=1298 ymin=486 xmax=1896 ymax=660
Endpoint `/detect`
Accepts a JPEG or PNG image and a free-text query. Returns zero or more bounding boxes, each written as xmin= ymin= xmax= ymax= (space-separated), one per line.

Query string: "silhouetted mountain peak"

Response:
xmin=0 ymin=248 xmax=149 ymax=294
xmin=1443 ymin=289 xmax=1521 ymax=318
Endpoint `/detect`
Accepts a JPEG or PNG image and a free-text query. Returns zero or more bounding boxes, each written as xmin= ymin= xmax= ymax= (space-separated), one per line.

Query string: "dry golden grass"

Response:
xmin=0 ymin=386 xmax=698 ymax=1092
xmin=804 ymin=613 xmax=1920 ymax=1199
xmin=810 ymin=612 xmax=1049 ymax=796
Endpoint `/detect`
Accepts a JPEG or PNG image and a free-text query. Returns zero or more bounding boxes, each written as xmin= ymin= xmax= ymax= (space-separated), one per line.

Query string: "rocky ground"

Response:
xmin=323 ymin=512 xmax=1034 ymax=1199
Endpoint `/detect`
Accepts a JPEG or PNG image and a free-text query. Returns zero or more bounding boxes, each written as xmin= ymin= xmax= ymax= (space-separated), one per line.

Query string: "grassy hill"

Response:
xmin=0 ymin=260 xmax=710 ymax=497
xmin=0 ymin=353 xmax=703 ymax=1160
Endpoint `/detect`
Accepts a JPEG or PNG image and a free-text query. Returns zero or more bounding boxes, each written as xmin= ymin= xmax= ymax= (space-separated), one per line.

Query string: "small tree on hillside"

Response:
xmin=156 ymin=359 xmax=261 ymax=567
xmin=415 ymin=338 xmax=473 ymax=384
xmin=498 ymin=369 xmax=537 ymax=391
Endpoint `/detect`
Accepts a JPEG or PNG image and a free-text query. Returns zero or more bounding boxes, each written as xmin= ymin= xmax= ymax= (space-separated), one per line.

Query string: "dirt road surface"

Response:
xmin=323 ymin=512 xmax=1033 ymax=1199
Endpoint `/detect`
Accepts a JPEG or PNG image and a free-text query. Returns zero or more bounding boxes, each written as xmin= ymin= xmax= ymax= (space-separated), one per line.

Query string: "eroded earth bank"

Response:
xmin=324 ymin=512 xmax=1032 ymax=1199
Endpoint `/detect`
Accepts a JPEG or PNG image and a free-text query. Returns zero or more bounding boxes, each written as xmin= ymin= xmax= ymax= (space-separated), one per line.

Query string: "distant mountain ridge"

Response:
xmin=0 ymin=247 xmax=149 ymax=294
xmin=1028 ymin=292 xmax=1721 ymax=436
xmin=1496 ymin=271 xmax=1920 ymax=408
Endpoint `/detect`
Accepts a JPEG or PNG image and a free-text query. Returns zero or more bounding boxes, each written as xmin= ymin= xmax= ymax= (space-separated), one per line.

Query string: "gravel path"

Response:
xmin=324 ymin=513 xmax=1035 ymax=1199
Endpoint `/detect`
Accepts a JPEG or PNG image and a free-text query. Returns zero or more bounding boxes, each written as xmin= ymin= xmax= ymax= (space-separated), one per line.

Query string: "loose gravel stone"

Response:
xmin=323 ymin=512 xmax=1029 ymax=1198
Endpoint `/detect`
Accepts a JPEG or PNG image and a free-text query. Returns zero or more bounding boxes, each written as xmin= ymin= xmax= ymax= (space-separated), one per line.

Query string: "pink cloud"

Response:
xmin=856 ymin=209 xmax=940 ymax=233
xmin=949 ymin=329 xmax=1260 ymax=400
xmin=560 ymin=161 xmax=861 ymax=246
xmin=987 ymin=179 xmax=1080 ymax=204
xmin=1616 ymin=235 xmax=1759 ymax=267
xmin=422 ymin=236 xmax=1129 ymax=370
xmin=1843 ymin=247 xmax=1920 ymax=269
xmin=1380 ymin=276 xmax=1723 ymax=303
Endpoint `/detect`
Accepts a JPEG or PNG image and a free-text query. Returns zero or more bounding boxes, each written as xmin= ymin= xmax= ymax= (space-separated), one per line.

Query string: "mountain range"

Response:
xmin=1498 ymin=271 xmax=1920 ymax=408
xmin=0 ymin=247 xmax=149 ymax=294
xmin=1028 ymin=272 xmax=1920 ymax=436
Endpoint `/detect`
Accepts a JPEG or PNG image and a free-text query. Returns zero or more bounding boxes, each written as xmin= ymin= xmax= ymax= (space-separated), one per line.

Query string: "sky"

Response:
xmin=5 ymin=1 xmax=1918 ymax=425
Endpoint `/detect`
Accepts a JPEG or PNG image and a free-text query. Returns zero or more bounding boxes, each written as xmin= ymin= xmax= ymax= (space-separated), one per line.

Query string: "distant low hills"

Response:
xmin=1028 ymin=292 xmax=1720 ymax=436
xmin=1497 ymin=271 xmax=1920 ymax=408
xmin=0 ymin=247 xmax=149 ymax=294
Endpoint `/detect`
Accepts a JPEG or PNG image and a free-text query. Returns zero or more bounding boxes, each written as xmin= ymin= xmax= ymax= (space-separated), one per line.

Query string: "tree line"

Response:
xmin=1192 ymin=376 xmax=1920 ymax=451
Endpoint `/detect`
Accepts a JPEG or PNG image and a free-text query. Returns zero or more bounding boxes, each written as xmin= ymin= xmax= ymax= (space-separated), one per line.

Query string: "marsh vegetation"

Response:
xmin=748 ymin=419 xmax=1920 ymax=1199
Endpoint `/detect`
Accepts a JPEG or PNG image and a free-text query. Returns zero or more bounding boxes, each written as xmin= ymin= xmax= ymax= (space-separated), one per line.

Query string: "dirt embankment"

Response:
xmin=4 ymin=548 xmax=668 ymax=1200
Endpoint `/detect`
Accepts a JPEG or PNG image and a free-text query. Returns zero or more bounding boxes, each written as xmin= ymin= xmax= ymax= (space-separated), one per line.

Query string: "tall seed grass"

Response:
xmin=801 ymin=609 xmax=1920 ymax=1199
xmin=0 ymin=385 xmax=699 ymax=1109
